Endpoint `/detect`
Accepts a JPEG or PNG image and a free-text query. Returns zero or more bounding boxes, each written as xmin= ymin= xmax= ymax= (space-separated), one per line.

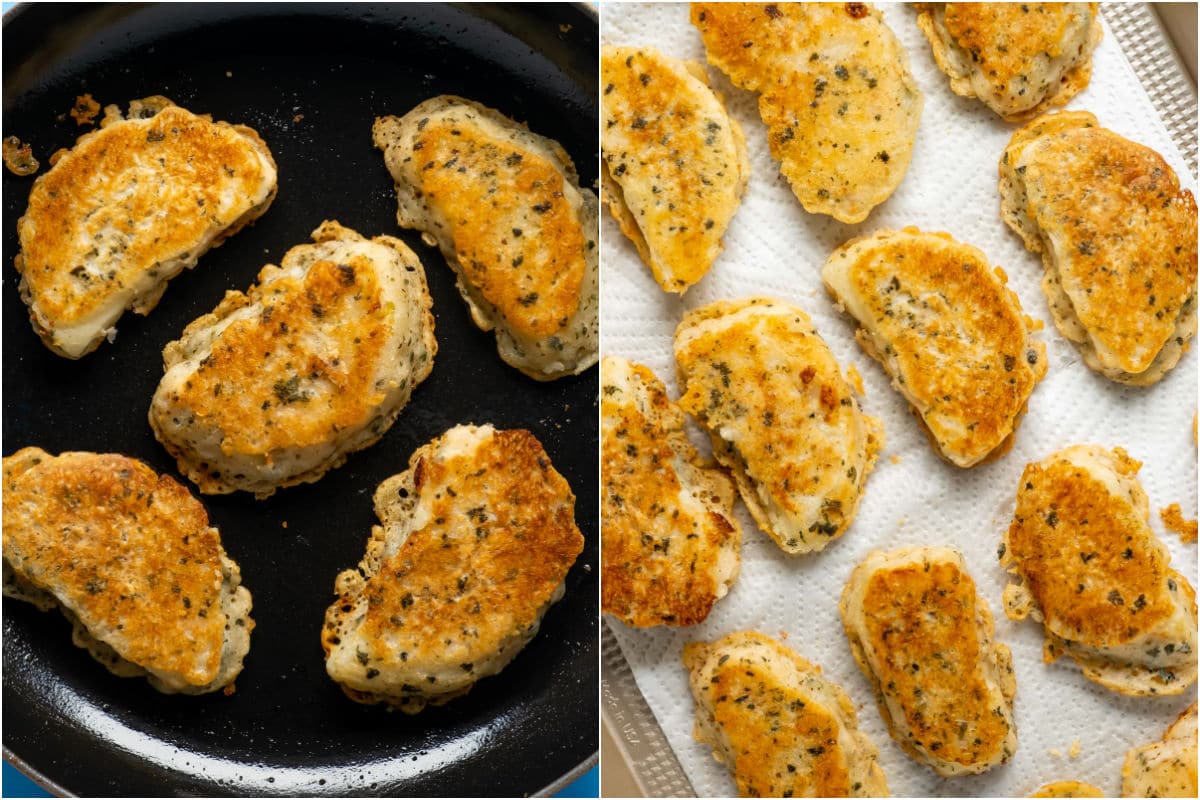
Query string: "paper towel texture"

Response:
xmin=601 ymin=3 xmax=1198 ymax=797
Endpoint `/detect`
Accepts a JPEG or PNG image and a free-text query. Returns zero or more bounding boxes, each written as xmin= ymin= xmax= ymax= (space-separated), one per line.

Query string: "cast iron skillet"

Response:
xmin=1 ymin=4 xmax=598 ymax=796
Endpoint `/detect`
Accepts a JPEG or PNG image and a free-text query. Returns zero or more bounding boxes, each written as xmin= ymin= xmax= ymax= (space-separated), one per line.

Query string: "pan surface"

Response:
xmin=1 ymin=3 xmax=598 ymax=796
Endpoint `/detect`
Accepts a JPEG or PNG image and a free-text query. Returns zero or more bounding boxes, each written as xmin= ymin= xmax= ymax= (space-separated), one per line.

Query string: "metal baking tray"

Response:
xmin=599 ymin=4 xmax=1198 ymax=795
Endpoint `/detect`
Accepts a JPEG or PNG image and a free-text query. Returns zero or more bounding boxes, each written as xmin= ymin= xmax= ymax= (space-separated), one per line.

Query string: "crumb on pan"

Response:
xmin=3 ymin=136 xmax=39 ymax=176
xmin=69 ymin=93 xmax=101 ymax=126
xmin=1161 ymin=503 xmax=1198 ymax=544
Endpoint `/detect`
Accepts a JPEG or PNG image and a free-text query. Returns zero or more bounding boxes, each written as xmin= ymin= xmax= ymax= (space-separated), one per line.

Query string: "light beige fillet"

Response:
xmin=691 ymin=2 xmax=922 ymax=223
xmin=601 ymin=45 xmax=749 ymax=293
xmin=999 ymin=111 xmax=1197 ymax=385
xmin=683 ymin=630 xmax=889 ymax=797
xmin=675 ymin=297 xmax=883 ymax=555
xmin=1121 ymin=701 xmax=1198 ymax=798
xmin=13 ymin=96 xmax=277 ymax=358
xmin=373 ymin=95 xmax=598 ymax=380
xmin=322 ymin=424 xmax=583 ymax=713
xmin=823 ymin=227 xmax=1046 ymax=467
xmin=916 ymin=3 xmax=1101 ymax=121
xmin=150 ymin=221 xmax=436 ymax=498
xmin=1002 ymin=445 xmax=1198 ymax=696
xmin=600 ymin=355 xmax=741 ymax=627
xmin=2 ymin=448 xmax=253 ymax=694
xmin=841 ymin=546 xmax=1017 ymax=776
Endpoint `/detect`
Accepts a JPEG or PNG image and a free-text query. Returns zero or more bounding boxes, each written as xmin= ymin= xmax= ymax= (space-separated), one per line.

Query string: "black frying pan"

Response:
xmin=1 ymin=4 xmax=598 ymax=796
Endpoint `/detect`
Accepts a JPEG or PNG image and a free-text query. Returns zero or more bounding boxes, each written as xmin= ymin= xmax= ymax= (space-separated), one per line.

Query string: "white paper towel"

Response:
xmin=601 ymin=3 xmax=1199 ymax=797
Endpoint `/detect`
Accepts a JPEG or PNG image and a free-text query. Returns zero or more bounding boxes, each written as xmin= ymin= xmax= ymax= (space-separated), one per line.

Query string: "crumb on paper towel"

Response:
xmin=1048 ymin=747 xmax=1063 ymax=758
xmin=69 ymin=93 xmax=100 ymax=126
xmin=846 ymin=363 xmax=865 ymax=396
xmin=1160 ymin=503 xmax=1197 ymax=543
xmin=1068 ymin=739 xmax=1081 ymax=758
xmin=3 ymin=136 xmax=39 ymax=176
xmin=890 ymin=454 xmax=902 ymax=464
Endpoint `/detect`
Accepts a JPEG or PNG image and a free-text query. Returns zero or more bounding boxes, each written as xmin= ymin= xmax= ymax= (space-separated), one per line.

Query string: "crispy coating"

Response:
xmin=683 ymin=630 xmax=889 ymax=797
xmin=675 ymin=297 xmax=883 ymax=555
xmin=322 ymin=425 xmax=583 ymax=713
xmin=600 ymin=356 xmax=741 ymax=627
xmin=1000 ymin=111 xmax=1198 ymax=385
xmin=1122 ymin=702 xmax=1198 ymax=798
xmin=373 ymin=96 xmax=598 ymax=380
xmin=841 ymin=546 xmax=1018 ymax=776
xmin=691 ymin=2 xmax=922 ymax=224
xmin=3 ymin=136 xmax=38 ymax=176
xmin=13 ymin=98 xmax=277 ymax=359
xmin=150 ymin=221 xmax=436 ymax=498
xmin=1002 ymin=445 xmax=1198 ymax=696
xmin=1030 ymin=781 xmax=1104 ymax=797
xmin=823 ymin=228 xmax=1047 ymax=467
xmin=601 ymin=45 xmax=749 ymax=293
xmin=1160 ymin=504 xmax=1198 ymax=544
xmin=916 ymin=3 xmax=1101 ymax=122
xmin=2 ymin=448 xmax=253 ymax=694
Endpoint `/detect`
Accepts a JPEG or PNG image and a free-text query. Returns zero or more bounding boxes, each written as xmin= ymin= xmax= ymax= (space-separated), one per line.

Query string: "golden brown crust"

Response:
xmin=916 ymin=3 xmax=1101 ymax=122
xmin=322 ymin=426 xmax=583 ymax=712
xmin=1029 ymin=780 xmax=1104 ymax=798
xmin=149 ymin=221 xmax=436 ymax=498
xmin=999 ymin=112 xmax=1198 ymax=384
xmin=600 ymin=356 xmax=741 ymax=627
xmin=842 ymin=547 xmax=1017 ymax=776
xmin=683 ymin=630 xmax=889 ymax=797
xmin=690 ymin=2 xmax=922 ymax=224
xmin=373 ymin=96 xmax=599 ymax=381
xmin=823 ymin=228 xmax=1046 ymax=467
xmin=1160 ymin=504 xmax=1198 ymax=544
xmin=415 ymin=122 xmax=581 ymax=338
xmin=1002 ymin=446 xmax=1198 ymax=696
xmin=13 ymin=100 xmax=277 ymax=358
xmin=2 ymin=448 xmax=236 ymax=686
xmin=601 ymin=45 xmax=748 ymax=293
xmin=675 ymin=297 xmax=883 ymax=555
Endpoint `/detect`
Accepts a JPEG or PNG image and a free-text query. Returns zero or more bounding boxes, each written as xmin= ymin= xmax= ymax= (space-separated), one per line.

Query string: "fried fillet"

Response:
xmin=999 ymin=111 xmax=1197 ymax=385
xmin=600 ymin=356 xmax=741 ymax=627
xmin=823 ymin=228 xmax=1046 ymax=467
xmin=691 ymin=2 xmax=922 ymax=224
xmin=13 ymin=97 xmax=277 ymax=359
xmin=1122 ymin=702 xmax=1198 ymax=798
xmin=683 ymin=630 xmax=889 ymax=797
xmin=373 ymin=96 xmax=598 ymax=380
xmin=150 ymin=221 xmax=436 ymax=498
xmin=601 ymin=45 xmax=749 ymax=293
xmin=916 ymin=3 xmax=1101 ymax=122
xmin=841 ymin=546 xmax=1018 ymax=776
xmin=2 ymin=448 xmax=253 ymax=694
xmin=322 ymin=425 xmax=583 ymax=713
xmin=1030 ymin=781 xmax=1104 ymax=798
xmin=1002 ymin=445 xmax=1198 ymax=696
xmin=674 ymin=297 xmax=883 ymax=555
